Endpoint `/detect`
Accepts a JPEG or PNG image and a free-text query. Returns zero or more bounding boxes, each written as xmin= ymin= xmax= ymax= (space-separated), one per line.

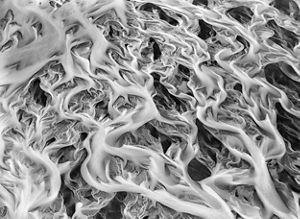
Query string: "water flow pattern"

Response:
xmin=0 ymin=0 xmax=300 ymax=218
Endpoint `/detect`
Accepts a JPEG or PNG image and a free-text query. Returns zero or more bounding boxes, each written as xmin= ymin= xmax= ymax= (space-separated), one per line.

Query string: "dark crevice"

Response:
xmin=32 ymin=21 xmax=43 ymax=36
xmin=105 ymin=22 xmax=124 ymax=42
xmin=94 ymin=100 xmax=109 ymax=120
xmin=69 ymin=149 xmax=88 ymax=180
xmin=264 ymin=62 xmax=300 ymax=96
xmin=198 ymin=19 xmax=216 ymax=40
xmin=196 ymin=119 xmax=223 ymax=151
xmin=145 ymin=123 xmax=159 ymax=139
xmin=50 ymin=62 xmax=65 ymax=74
xmin=178 ymin=64 xmax=190 ymax=77
xmin=45 ymin=137 xmax=56 ymax=146
xmin=151 ymin=72 xmax=189 ymax=113
xmin=264 ymin=62 xmax=300 ymax=113
xmin=115 ymin=192 xmax=127 ymax=202
xmin=278 ymin=169 xmax=300 ymax=193
xmin=149 ymin=37 xmax=162 ymax=60
xmin=192 ymin=0 xmax=208 ymax=6
xmin=202 ymin=60 xmax=219 ymax=67
xmin=195 ymin=119 xmax=224 ymax=163
xmin=140 ymin=3 xmax=178 ymax=26
xmin=236 ymin=35 xmax=250 ymax=51
xmin=187 ymin=158 xmax=211 ymax=181
xmin=275 ymin=102 xmax=300 ymax=151
xmin=160 ymin=134 xmax=172 ymax=153
xmin=145 ymin=123 xmax=173 ymax=153
xmin=270 ymin=0 xmax=300 ymax=20
xmin=79 ymin=132 xmax=88 ymax=141
xmin=233 ymin=83 xmax=242 ymax=92
xmin=151 ymin=72 xmax=161 ymax=81
xmin=266 ymin=20 xmax=299 ymax=50
xmin=28 ymin=78 xmax=50 ymax=107
xmin=57 ymin=145 xmax=76 ymax=164
xmin=226 ymin=6 xmax=254 ymax=24
xmin=94 ymin=214 xmax=104 ymax=219
xmin=69 ymin=164 xmax=81 ymax=180
xmin=60 ymin=178 xmax=76 ymax=217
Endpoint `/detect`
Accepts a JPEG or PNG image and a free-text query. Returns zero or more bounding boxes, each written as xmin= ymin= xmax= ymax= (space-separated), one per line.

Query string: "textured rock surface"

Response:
xmin=0 ymin=0 xmax=299 ymax=218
